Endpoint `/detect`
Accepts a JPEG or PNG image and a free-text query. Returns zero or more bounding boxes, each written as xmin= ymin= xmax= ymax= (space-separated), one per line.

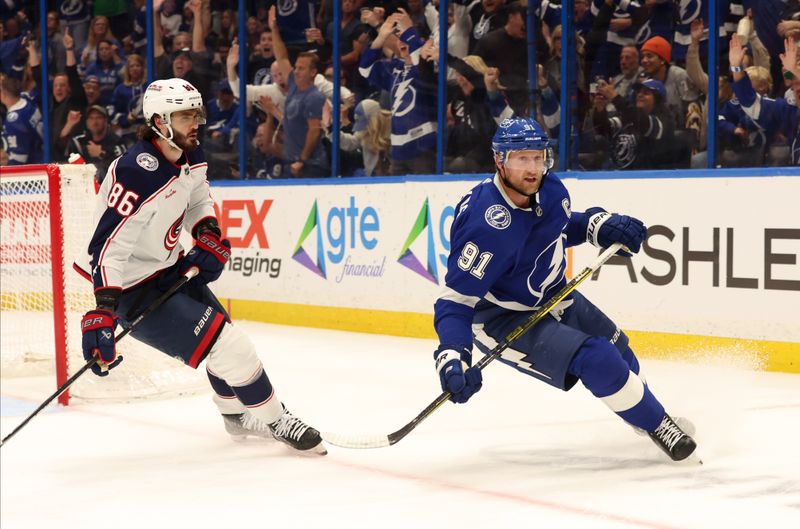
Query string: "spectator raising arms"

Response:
xmin=359 ymin=8 xmax=438 ymax=175
xmin=269 ymin=6 xmax=329 ymax=178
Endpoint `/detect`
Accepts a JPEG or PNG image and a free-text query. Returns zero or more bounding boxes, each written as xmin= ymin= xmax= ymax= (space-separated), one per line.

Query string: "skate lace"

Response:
xmin=653 ymin=416 xmax=683 ymax=450
xmin=240 ymin=413 xmax=272 ymax=433
xmin=270 ymin=412 xmax=309 ymax=441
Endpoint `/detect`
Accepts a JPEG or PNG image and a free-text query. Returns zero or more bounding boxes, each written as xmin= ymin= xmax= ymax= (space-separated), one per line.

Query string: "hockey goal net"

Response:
xmin=1 ymin=163 xmax=205 ymax=404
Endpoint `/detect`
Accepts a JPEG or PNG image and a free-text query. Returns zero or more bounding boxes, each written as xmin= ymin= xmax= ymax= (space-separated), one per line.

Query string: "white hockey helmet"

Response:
xmin=142 ymin=78 xmax=206 ymax=149
xmin=143 ymin=78 xmax=205 ymax=124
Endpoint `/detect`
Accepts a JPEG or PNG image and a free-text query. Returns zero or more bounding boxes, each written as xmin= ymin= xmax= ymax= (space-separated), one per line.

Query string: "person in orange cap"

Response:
xmin=639 ymin=35 xmax=700 ymax=126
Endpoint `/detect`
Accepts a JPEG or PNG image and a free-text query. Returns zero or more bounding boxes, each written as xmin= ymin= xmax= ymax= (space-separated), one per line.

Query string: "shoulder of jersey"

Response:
xmin=459 ymin=178 xmax=518 ymax=234
xmin=112 ymin=142 xmax=175 ymax=197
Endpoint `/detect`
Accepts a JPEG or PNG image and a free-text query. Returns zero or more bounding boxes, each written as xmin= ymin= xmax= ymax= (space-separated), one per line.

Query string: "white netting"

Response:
xmin=1 ymin=164 xmax=206 ymax=402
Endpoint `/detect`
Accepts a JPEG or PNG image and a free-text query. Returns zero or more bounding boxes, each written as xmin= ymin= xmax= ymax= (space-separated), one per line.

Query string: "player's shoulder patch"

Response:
xmin=484 ymin=204 xmax=511 ymax=230
xmin=6 ymin=112 xmax=18 ymax=123
xmin=136 ymin=152 xmax=159 ymax=171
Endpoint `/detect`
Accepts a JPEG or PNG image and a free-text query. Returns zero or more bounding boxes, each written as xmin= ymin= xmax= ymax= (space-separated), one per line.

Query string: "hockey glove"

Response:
xmin=434 ymin=345 xmax=483 ymax=404
xmin=183 ymin=220 xmax=231 ymax=285
xmin=585 ymin=207 xmax=646 ymax=256
xmin=81 ymin=309 xmax=122 ymax=376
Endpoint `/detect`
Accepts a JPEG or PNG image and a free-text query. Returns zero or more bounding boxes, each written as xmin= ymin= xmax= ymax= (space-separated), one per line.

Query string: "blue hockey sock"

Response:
xmin=231 ymin=368 xmax=275 ymax=408
xmin=207 ymin=368 xmax=236 ymax=398
xmin=570 ymin=337 xmax=664 ymax=432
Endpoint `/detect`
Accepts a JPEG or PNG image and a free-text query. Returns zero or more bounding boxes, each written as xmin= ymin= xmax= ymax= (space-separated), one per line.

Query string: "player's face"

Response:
xmin=499 ymin=149 xmax=548 ymax=201
xmin=168 ymin=109 xmax=204 ymax=151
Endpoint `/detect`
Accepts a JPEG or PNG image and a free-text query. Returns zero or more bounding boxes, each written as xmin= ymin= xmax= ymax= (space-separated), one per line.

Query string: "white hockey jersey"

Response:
xmin=74 ymin=139 xmax=215 ymax=291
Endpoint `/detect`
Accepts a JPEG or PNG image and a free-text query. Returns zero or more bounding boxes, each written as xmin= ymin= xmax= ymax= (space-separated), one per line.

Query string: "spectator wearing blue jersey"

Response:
xmin=111 ymin=54 xmax=146 ymax=146
xmin=57 ymin=0 xmax=91 ymax=50
xmin=360 ymin=9 xmax=438 ymax=175
xmin=83 ymin=39 xmax=124 ymax=105
xmin=730 ymin=34 xmax=800 ymax=165
xmin=1 ymin=74 xmax=43 ymax=165
xmin=0 ymin=21 xmax=27 ymax=79
xmin=78 ymin=16 xmax=124 ymax=77
xmin=269 ymin=6 xmax=329 ymax=178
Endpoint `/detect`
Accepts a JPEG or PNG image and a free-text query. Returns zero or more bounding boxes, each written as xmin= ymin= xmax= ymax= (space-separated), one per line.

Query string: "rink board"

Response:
xmin=208 ymin=170 xmax=800 ymax=373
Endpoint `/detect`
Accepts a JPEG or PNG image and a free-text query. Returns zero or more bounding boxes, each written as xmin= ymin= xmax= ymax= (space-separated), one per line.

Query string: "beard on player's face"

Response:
xmin=170 ymin=127 xmax=199 ymax=151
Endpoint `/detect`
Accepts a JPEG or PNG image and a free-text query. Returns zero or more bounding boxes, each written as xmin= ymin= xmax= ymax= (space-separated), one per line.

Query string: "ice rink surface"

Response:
xmin=2 ymin=321 xmax=799 ymax=529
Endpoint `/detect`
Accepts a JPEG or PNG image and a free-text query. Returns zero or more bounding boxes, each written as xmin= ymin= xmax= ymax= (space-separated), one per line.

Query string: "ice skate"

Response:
xmin=222 ymin=413 xmax=276 ymax=442
xmin=269 ymin=406 xmax=327 ymax=455
xmin=648 ymin=413 xmax=697 ymax=461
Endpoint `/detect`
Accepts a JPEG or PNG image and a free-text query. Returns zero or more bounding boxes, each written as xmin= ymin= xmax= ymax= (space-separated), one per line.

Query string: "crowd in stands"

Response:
xmin=1 ymin=0 xmax=798 ymax=179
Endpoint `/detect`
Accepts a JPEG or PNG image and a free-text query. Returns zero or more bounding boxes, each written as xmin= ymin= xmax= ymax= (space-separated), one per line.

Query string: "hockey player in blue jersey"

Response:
xmin=433 ymin=117 xmax=697 ymax=461
xmin=74 ymin=78 xmax=325 ymax=454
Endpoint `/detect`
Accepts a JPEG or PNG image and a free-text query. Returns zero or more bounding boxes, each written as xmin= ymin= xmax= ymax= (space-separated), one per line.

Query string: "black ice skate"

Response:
xmin=648 ymin=413 xmax=697 ymax=461
xmin=222 ymin=413 xmax=275 ymax=442
xmin=269 ymin=406 xmax=327 ymax=455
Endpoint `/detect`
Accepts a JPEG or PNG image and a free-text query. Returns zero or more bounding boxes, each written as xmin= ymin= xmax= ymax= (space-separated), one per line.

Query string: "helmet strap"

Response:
xmin=150 ymin=115 xmax=182 ymax=151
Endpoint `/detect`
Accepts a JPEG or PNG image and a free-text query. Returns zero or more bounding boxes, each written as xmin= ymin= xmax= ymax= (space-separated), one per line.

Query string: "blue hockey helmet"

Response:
xmin=492 ymin=117 xmax=553 ymax=168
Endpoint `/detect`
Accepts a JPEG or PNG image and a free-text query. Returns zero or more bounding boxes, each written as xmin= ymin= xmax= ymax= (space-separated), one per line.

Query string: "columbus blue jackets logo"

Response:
xmin=164 ymin=212 xmax=185 ymax=250
xmin=485 ymin=204 xmax=511 ymax=230
xmin=136 ymin=153 xmax=159 ymax=171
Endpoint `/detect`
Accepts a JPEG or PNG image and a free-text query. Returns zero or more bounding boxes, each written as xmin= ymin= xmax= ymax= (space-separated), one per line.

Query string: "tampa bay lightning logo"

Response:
xmin=136 ymin=153 xmax=159 ymax=171
xmin=277 ymin=0 xmax=298 ymax=16
xmin=485 ymin=204 xmax=511 ymax=230
xmin=392 ymin=77 xmax=417 ymax=118
xmin=164 ymin=211 xmax=185 ymax=251
xmin=6 ymin=112 xmax=18 ymax=123
xmin=527 ymin=235 xmax=567 ymax=305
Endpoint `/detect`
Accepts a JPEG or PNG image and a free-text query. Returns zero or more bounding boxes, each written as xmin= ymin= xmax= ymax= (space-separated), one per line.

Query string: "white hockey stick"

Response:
xmin=322 ymin=243 xmax=624 ymax=449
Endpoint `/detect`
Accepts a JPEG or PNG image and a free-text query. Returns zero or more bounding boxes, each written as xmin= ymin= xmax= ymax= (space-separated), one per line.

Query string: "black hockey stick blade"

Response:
xmin=0 ymin=267 xmax=199 ymax=448
xmin=322 ymin=244 xmax=625 ymax=449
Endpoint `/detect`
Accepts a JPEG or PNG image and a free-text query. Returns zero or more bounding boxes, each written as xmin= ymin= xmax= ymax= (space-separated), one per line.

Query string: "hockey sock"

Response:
xmin=230 ymin=367 xmax=283 ymax=424
xmin=207 ymin=367 xmax=245 ymax=415
xmin=570 ymin=336 xmax=664 ymax=432
xmin=204 ymin=324 xmax=284 ymax=423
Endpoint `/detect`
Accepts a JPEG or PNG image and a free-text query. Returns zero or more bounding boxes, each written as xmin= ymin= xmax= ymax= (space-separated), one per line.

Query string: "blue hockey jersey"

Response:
xmin=359 ymin=27 xmax=437 ymax=161
xmin=434 ymin=172 xmax=594 ymax=349
xmin=1 ymin=97 xmax=44 ymax=165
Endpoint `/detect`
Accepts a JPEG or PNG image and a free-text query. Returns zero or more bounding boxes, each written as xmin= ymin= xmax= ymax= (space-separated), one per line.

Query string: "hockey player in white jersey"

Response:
xmin=74 ymin=78 xmax=326 ymax=454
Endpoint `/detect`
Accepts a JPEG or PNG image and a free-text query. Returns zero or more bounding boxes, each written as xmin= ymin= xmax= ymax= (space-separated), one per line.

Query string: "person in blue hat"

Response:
xmin=591 ymin=77 xmax=676 ymax=169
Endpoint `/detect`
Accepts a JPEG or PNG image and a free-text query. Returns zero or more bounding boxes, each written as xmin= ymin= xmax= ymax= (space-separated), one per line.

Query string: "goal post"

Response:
xmin=1 ymin=163 xmax=205 ymax=404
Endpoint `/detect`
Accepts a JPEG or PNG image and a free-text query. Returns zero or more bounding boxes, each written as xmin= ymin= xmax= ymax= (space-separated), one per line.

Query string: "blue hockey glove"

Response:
xmin=434 ymin=345 xmax=483 ymax=404
xmin=183 ymin=221 xmax=231 ymax=284
xmin=585 ymin=207 xmax=647 ymax=256
xmin=81 ymin=309 xmax=122 ymax=376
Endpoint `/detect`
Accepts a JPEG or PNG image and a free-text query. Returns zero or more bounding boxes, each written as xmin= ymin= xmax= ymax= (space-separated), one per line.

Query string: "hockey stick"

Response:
xmin=322 ymin=243 xmax=624 ymax=449
xmin=0 ymin=267 xmax=199 ymax=447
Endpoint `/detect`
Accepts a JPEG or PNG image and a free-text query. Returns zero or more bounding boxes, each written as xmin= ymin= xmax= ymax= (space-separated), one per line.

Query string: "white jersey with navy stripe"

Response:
xmin=74 ymin=139 xmax=214 ymax=291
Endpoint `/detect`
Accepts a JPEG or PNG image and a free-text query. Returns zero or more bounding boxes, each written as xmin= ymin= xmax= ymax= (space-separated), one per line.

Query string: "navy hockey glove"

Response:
xmin=585 ymin=207 xmax=646 ymax=256
xmin=81 ymin=309 xmax=122 ymax=376
xmin=434 ymin=345 xmax=483 ymax=404
xmin=184 ymin=220 xmax=231 ymax=284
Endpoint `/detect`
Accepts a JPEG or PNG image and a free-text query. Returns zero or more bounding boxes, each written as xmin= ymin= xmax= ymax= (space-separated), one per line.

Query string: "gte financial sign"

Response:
xmin=293 ymin=196 xmax=383 ymax=283
xmin=212 ymin=199 xmax=281 ymax=278
xmin=594 ymin=226 xmax=799 ymax=291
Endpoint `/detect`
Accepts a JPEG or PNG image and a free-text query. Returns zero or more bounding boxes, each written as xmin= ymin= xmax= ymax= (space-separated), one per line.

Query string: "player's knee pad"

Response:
xmin=570 ymin=336 xmax=633 ymax=398
xmin=204 ymin=323 xmax=264 ymax=387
